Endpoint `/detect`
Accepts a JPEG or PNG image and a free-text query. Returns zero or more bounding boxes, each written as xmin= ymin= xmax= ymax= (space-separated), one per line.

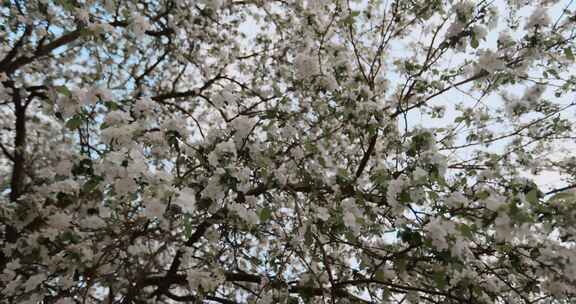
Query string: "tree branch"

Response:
xmin=0 ymin=142 xmax=14 ymax=162
xmin=355 ymin=134 xmax=377 ymax=179
xmin=1 ymin=29 xmax=83 ymax=74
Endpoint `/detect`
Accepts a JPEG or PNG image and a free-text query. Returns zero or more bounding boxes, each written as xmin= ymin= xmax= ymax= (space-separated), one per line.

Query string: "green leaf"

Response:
xmin=431 ymin=171 xmax=448 ymax=187
xmin=526 ymin=189 xmax=539 ymax=205
xmin=470 ymin=34 xmax=479 ymax=49
xmin=565 ymin=47 xmax=575 ymax=61
xmin=259 ymin=207 xmax=272 ymax=222
xmin=375 ymin=270 xmax=386 ymax=282
xmin=60 ymin=230 xmax=81 ymax=244
xmin=79 ymin=28 xmax=96 ymax=38
xmin=66 ymin=115 xmax=83 ymax=130
xmin=476 ymin=190 xmax=490 ymax=200
xmin=183 ymin=215 xmax=194 ymax=239
xmin=82 ymin=178 xmax=101 ymax=193
xmin=456 ymin=223 xmax=474 ymax=240
xmin=73 ymin=158 xmax=94 ymax=176
xmin=547 ymin=68 xmax=559 ymax=79
xmin=343 ymin=16 xmax=354 ymax=26
xmin=509 ymin=252 xmax=521 ymax=270
xmin=55 ymin=85 xmax=72 ymax=97
xmin=304 ymin=226 xmax=314 ymax=246
xmin=342 ymin=11 xmax=361 ymax=26
xmin=55 ymin=0 xmax=76 ymax=11
xmin=548 ymin=192 xmax=575 ymax=203
xmin=399 ymin=228 xmax=422 ymax=246
xmin=395 ymin=258 xmax=407 ymax=273
xmin=105 ymin=101 xmax=119 ymax=110
xmin=287 ymin=296 xmax=300 ymax=304
xmin=398 ymin=190 xmax=411 ymax=203
xmin=166 ymin=131 xmax=180 ymax=149
xmin=432 ymin=271 xmax=447 ymax=288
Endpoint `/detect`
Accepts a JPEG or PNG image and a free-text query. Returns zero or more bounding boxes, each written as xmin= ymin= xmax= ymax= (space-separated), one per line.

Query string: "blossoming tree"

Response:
xmin=1 ymin=0 xmax=576 ymax=303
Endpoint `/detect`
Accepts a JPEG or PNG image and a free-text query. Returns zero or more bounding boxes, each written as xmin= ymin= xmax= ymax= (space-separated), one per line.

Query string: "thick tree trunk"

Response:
xmin=9 ymin=89 xmax=25 ymax=203
xmin=6 ymin=84 xmax=25 ymax=243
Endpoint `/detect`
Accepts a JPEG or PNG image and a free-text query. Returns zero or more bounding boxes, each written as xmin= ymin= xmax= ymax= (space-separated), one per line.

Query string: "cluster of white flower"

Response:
xmin=445 ymin=192 xmax=469 ymax=208
xmin=453 ymin=1 xmax=475 ymax=21
xmin=104 ymin=110 xmax=130 ymax=126
xmin=483 ymin=191 xmax=505 ymax=211
xmin=525 ymin=7 xmax=551 ymax=29
xmin=46 ymin=212 xmax=73 ymax=230
xmin=133 ymin=96 xmax=155 ymax=117
xmin=231 ymin=116 xmax=256 ymax=142
xmin=186 ymin=268 xmax=224 ymax=292
xmin=175 ymin=187 xmax=196 ymax=213
xmin=72 ymin=88 xmax=98 ymax=107
xmin=522 ymin=84 xmax=546 ymax=105
xmin=130 ymin=13 xmax=151 ymax=38
xmin=228 ymin=203 xmax=259 ymax=225
xmin=294 ymin=49 xmax=320 ymax=79
xmin=502 ymin=84 xmax=546 ymax=117
xmin=424 ymin=217 xmax=455 ymax=250
xmin=386 ymin=175 xmax=409 ymax=214
xmin=341 ymin=198 xmax=362 ymax=233
xmin=477 ymin=49 xmax=506 ymax=74
xmin=497 ymin=31 xmax=515 ymax=50
xmin=50 ymin=179 xmax=79 ymax=194
xmin=472 ymin=25 xmax=488 ymax=41
xmin=202 ymin=175 xmax=225 ymax=203
xmin=142 ymin=197 xmax=166 ymax=218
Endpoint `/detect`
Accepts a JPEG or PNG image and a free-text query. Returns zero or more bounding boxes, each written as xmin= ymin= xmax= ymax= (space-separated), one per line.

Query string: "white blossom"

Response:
xmin=132 ymin=14 xmax=150 ymax=37
xmin=294 ymin=50 xmax=320 ymax=79
xmin=176 ymin=187 xmax=196 ymax=213
xmin=143 ymin=199 xmax=166 ymax=218
xmin=24 ymin=274 xmax=46 ymax=292
xmin=525 ymin=7 xmax=551 ymax=29
xmin=47 ymin=212 xmax=73 ymax=229
xmin=477 ymin=49 xmax=505 ymax=73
